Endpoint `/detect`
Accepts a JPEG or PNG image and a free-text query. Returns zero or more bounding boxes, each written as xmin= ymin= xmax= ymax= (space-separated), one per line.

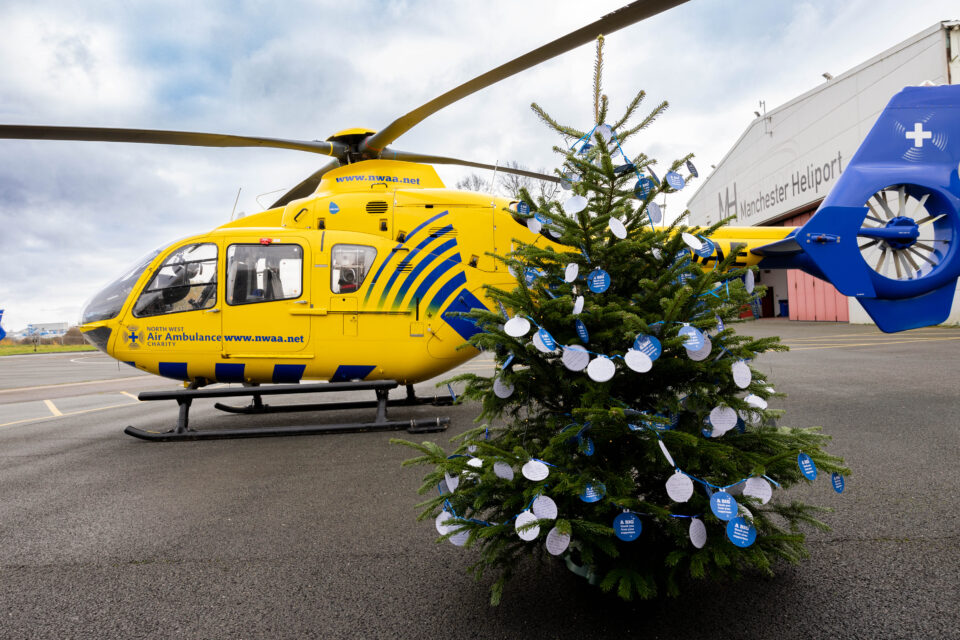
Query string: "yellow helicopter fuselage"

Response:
xmin=77 ymin=159 xmax=795 ymax=386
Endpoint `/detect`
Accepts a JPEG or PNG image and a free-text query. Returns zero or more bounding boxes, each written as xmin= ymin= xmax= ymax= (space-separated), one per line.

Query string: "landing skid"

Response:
xmin=124 ymin=380 xmax=450 ymax=442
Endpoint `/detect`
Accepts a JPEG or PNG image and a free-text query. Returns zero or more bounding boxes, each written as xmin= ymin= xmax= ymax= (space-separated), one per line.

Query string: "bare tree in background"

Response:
xmin=498 ymin=161 xmax=560 ymax=201
xmin=455 ymin=174 xmax=491 ymax=192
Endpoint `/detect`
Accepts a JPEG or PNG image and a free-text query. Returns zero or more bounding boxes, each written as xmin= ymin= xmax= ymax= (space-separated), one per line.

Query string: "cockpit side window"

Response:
xmin=225 ymin=244 xmax=303 ymax=305
xmin=331 ymin=244 xmax=376 ymax=293
xmin=133 ymin=243 xmax=218 ymax=317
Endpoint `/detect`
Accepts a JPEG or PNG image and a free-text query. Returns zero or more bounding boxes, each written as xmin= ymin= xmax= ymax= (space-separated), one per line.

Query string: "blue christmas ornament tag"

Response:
xmin=634 ymin=177 xmax=655 ymax=199
xmin=678 ymin=324 xmax=705 ymax=351
xmin=579 ymin=482 xmax=605 ymax=503
xmin=726 ymin=517 xmax=757 ymax=547
xmin=665 ymin=171 xmax=686 ymax=190
xmin=613 ymin=512 xmax=642 ymax=542
xmin=575 ymin=319 xmax=590 ymax=343
xmin=537 ymin=327 xmax=557 ymax=351
xmin=710 ymin=491 xmax=738 ymax=521
xmin=798 ymin=453 xmax=818 ymax=480
xmin=517 ymin=201 xmax=531 ymax=215
xmin=831 ymin=472 xmax=845 ymax=493
xmin=633 ymin=334 xmax=662 ymax=360
xmin=579 ymin=143 xmax=593 ymax=156
xmin=524 ymin=268 xmax=540 ymax=287
xmin=686 ymin=159 xmax=699 ymax=178
xmin=579 ymin=436 xmax=595 ymax=456
xmin=588 ymin=269 xmax=611 ymax=293
xmin=694 ymin=237 xmax=715 ymax=259
xmin=647 ymin=166 xmax=660 ymax=186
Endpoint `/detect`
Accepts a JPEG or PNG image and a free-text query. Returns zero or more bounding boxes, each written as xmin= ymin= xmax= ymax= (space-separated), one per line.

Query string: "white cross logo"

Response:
xmin=905 ymin=122 xmax=932 ymax=147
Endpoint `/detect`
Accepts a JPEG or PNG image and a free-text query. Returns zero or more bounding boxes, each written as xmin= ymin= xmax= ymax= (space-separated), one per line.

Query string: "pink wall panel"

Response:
xmin=781 ymin=209 xmax=847 ymax=322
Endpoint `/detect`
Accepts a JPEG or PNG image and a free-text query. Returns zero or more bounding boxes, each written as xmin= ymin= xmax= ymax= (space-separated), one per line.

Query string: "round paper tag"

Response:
xmin=681 ymin=232 xmax=702 ymax=251
xmin=517 ymin=201 xmax=530 ymax=215
xmin=467 ymin=457 xmax=483 ymax=469
xmin=693 ymin=237 xmax=715 ymax=259
xmin=444 ymin=471 xmax=460 ymax=492
xmin=587 ymin=269 xmax=611 ymax=293
xmin=560 ymin=173 xmax=572 ymax=190
xmin=624 ymin=349 xmax=653 ymax=373
xmin=745 ymin=394 xmax=767 ymax=410
xmin=563 ymin=195 xmax=587 ymax=214
xmin=586 ymin=356 xmax=615 ymax=382
xmin=689 ymin=517 xmax=707 ymax=548
xmin=493 ymin=461 xmax=514 ymax=481
xmin=504 ymin=316 xmax=531 ymax=337
xmin=596 ymin=123 xmax=613 ymax=142
xmin=579 ymin=436 xmax=595 ymax=456
xmin=572 ymin=295 xmax=585 ymax=315
xmin=532 ymin=495 xmax=558 ymax=520
xmin=726 ymin=517 xmax=756 ymax=547
xmin=449 ymin=524 xmax=470 ymax=547
xmin=739 ymin=409 xmax=761 ymax=428
xmin=710 ymin=491 xmax=738 ymax=521
xmin=524 ymin=268 xmax=539 ymax=288
xmin=665 ymin=471 xmax=695 ymax=502
xmin=545 ymin=527 xmax=571 ymax=555
xmin=646 ymin=201 xmax=663 ymax=224
xmin=634 ymin=177 xmax=655 ymax=199
xmin=678 ymin=325 xmax=705 ymax=351
xmin=831 ymin=472 xmax=845 ymax=493
xmin=686 ymin=159 xmax=699 ymax=178
xmin=732 ymin=361 xmax=752 ymax=389
xmin=613 ymin=512 xmax=642 ymax=541
xmin=579 ymin=482 xmax=605 ymax=503
xmin=493 ymin=378 xmax=514 ymax=399
xmin=575 ymin=319 xmax=590 ymax=343
xmin=562 ymin=345 xmax=590 ymax=371
xmin=436 ymin=511 xmax=454 ymax=535
xmin=578 ymin=143 xmax=593 ymax=156
xmin=633 ymin=334 xmax=662 ymax=360
xmin=797 ymin=453 xmax=818 ymax=480
xmin=522 ymin=459 xmax=550 ymax=481
xmin=533 ymin=327 xmax=557 ymax=353
xmin=743 ymin=477 xmax=772 ymax=504
xmin=686 ymin=336 xmax=712 ymax=361
xmin=564 ymin=263 xmax=579 ymax=282
xmin=526 ymin=217 xmax=542 ymax=234
xmin=665 ymin=171 xmax=686 ymax=191
xmin=709 ymin=406 xmax=738 ymax=434
xmin=745 ymin=269 xmax=755 ymax=294
xmin=438 ymin=478 xmax=450 ymax=494
xmin=651 ymin=247 xmax=663 ymax=260
xmin=658 ymin=440 xmax=676 ymax=467
xmin=515 ymin=510 xmax=540 ymax=541
xmin=609 ymin=217 xmax=627 ymax=239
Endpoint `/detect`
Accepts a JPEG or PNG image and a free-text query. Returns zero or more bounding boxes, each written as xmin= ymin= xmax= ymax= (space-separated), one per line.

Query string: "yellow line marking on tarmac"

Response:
xmin=0 ymin=376 xmax=153 ymax=395
xmin=0 ymin=401 xmax=140 ymax=429
xmin=791 ymin=336 xmax=960 ymax=351
xmin=43 ymin=399 xmax=62 ymax=416
xmin=120 ymin=391 xmax=140 ymax=401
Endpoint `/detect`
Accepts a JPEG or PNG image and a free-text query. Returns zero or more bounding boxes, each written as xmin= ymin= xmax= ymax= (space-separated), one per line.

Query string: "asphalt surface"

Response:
xmin=0 ymin=319 xmax=957 ymax=639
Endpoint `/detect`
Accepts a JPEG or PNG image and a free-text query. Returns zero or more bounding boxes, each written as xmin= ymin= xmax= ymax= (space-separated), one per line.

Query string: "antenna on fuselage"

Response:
xmin=230 ymin=188 xmax=241 ymax=220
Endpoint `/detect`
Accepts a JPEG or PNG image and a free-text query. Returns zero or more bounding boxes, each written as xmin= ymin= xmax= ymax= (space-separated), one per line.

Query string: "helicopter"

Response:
xmin=2 ymin=0 xmax=959 ymax=439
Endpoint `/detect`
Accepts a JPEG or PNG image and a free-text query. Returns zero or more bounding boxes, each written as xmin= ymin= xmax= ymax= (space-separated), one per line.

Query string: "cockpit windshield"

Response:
xmin=79 ymin=244 xmax=169 ymax=324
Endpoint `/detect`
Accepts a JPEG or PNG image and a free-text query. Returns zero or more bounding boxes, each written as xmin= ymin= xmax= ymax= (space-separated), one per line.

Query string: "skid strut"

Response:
xmin=124 ymin=380 xmax=450 ymax=441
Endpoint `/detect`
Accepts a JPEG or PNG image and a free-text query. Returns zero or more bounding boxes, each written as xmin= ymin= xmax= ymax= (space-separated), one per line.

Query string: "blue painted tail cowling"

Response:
xmin=760 ymin=85 xmax=960 ymax=332
xmin=0 ymin=309 xmax=5 ymax=342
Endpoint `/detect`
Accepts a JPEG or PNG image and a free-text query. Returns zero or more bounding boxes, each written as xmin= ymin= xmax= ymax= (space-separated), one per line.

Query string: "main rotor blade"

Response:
xmin=382 ymin=149 xmax=560 ymax=183
xmin=270 ymin=159 xmax=342 ymax=209
xmin=362 ymin=0 xmax=689 ymax=154
xmin=0 ymin=125 xmax=347 ymax=157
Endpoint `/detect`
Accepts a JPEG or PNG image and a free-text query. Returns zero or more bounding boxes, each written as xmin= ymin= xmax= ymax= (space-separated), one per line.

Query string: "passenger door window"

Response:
xmin=226 ymin=244 xmax=303 ymax=305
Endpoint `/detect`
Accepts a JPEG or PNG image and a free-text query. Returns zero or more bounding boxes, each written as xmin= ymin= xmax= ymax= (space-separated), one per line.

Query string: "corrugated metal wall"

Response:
xmin=782 ymin=211 xmax=849 ymax=322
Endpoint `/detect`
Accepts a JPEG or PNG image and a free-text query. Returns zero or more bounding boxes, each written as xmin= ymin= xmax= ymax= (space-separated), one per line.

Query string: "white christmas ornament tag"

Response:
xmin=545 ymin=527 xmax=571 ymax=556
xmin=572 ymin=295 xmax=585 ymax=315
xmin=562 ymin=345 xmax=591 ymax=372
xmin=527 ymin=217 xmax=542 ymax=234
xmin=681 ymin=232 xmax=703 ymax=251
xmin=587 ymin=356 xmax=616 ymax=382
xmin=522 ymin=459 xmax=550 ymax=481
xmin=689 ymin=517 xmax=707 ymax=549
xmin=647 ymin=201 xmax=663 ymax=224
xmin=563 ymin=195 xmax=588 ymax=214
xmin=564 ymin=263 xmax=579 ymax=282
xmin=493 ymin=461 xmax=514 ymax=481
xmin=493 ymin=378 xmax=514 ymax=399
xmin=745 ymin=269 xmax=755 ymax=294
xmin=658 ymin=440 xmax=676 ymax=467
xmin=436 ymin=511 xmax=454 ymax=535
xmin=732 ymin=361 xmax=752 ymax=389
xmin=609 ymin=217 xmax=627 ymax=239
xmin=532 ymin=495 xmax=558 ymax=520
xmin=665 ymin=471 xmax=695 ymax=502
xmin=466 ymin=457 xmax=483 ymax=469
xmin=515 ymin=510 xmax=540 ymax=541
xmin=504 ymin=316 xmax=531 ymax=337
xmin=745 ymin=394 xmax=768 ymax=410
xmin=743 ymin=477 xmax=772 ymax=504
xmin=596 ymin=123 xmax=613 ymax=142
xmin=444 ymin=471 xmax=460 ymax=492
xmin=709 ymin=406 xmax=738 ymax=433
xmin=686 ymin=336 xmax=712 ymax=361
xmin=624 ymin=349 xmax=653 ymax=373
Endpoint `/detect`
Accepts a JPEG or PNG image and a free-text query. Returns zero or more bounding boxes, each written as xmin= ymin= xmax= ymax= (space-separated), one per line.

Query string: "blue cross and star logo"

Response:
xmin=124 ymin=325 xmax=145 ymax=349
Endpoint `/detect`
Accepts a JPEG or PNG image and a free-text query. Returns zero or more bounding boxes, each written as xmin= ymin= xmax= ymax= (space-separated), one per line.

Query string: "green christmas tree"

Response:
xmin=395 ymin=37 xmax=848 ymax=606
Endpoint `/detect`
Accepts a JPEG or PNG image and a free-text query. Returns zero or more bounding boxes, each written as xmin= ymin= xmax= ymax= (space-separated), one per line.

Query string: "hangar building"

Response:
xmin=686 ymin=21 xmax=960 ymax=324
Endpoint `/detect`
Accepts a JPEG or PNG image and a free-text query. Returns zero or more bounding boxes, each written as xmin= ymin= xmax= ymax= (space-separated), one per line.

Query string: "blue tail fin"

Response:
xmin=0 ymin=309 xmax=5 ymax=342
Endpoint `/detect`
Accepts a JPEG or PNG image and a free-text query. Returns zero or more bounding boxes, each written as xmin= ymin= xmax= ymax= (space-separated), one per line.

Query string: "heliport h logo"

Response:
xmin=122 ymin=325 xmax=145 ymax=350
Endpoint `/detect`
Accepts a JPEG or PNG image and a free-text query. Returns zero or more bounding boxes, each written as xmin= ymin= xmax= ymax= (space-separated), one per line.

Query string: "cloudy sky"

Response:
xmin=0 ymin=0 xmax=956 ymax=330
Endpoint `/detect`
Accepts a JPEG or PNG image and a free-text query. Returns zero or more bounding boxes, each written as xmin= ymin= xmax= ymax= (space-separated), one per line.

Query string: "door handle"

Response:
xmin=205 ymin=307 xmax=220 ymax=314
xmin=293 ymin=300 xmax=309 ymax=305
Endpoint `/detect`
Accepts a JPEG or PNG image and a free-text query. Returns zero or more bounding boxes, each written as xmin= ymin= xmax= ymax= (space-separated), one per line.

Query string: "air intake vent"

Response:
xmin=429 ymin=226 xmax=456 ymax=238
xmin=395 ymin=259 xmax=414 ymax=273
xmin=366 ymin=200 xmax=389 ymax=215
